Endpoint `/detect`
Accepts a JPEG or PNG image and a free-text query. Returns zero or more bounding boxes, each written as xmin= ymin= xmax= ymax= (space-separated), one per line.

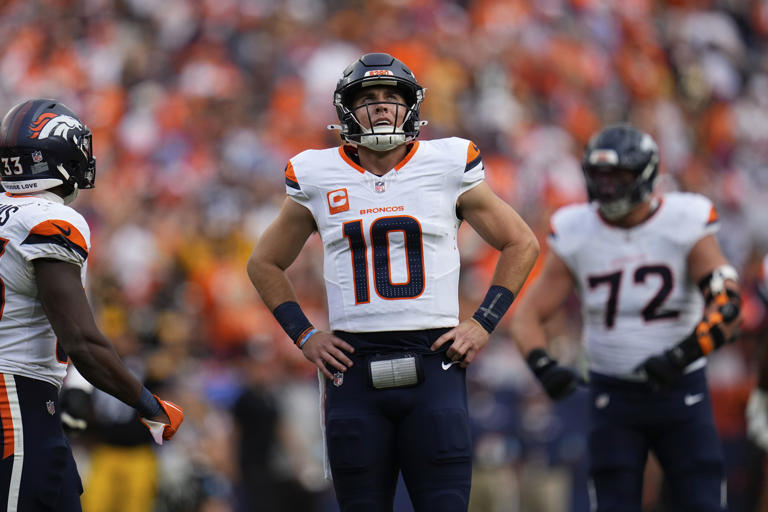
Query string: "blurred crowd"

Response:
xmin=2 ymin=0 xmax=768 ymax=510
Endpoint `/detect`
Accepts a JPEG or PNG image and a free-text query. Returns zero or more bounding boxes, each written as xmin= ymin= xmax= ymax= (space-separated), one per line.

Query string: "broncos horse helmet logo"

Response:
xmin=28 ymin=113 xmax=84 ymax=141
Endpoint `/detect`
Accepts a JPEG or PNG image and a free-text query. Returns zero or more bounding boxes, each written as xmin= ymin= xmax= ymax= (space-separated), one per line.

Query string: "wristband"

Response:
xmin=472 ymin=285 xmax=515 ymax=333
xmin=135 ymin=386 xmax=162 ymax=418
xmin=298 ymin=328 xmax=318 ymax=349
xmin=273 ymin=301 xmax=314 ymax=346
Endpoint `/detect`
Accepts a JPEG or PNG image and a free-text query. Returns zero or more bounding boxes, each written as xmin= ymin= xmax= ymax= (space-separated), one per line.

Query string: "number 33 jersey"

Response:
xmin=548 ymin=192 xmax=719 ymax=377
xmin=285 ymin=138 xmax=484 ymax=333
xmin=0 ymin=194 xmax=90 ymax=388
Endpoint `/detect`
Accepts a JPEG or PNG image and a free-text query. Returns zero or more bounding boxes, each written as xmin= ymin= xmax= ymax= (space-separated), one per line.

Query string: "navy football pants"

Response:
xmin=588 ymin=369 xmax=726 ymax=512
xmin=324 ymin=348 xmax=472 ymax=512
xmin=0 ymin=374 xmax=82 ymax=511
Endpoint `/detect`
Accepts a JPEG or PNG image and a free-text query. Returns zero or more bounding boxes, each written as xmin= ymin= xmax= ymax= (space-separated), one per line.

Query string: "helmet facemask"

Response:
xmin=338 ymin=89 xmax=423 ymax=152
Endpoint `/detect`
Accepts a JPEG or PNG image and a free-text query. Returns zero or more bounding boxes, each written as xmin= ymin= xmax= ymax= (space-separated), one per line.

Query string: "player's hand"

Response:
xmin=430 ymin=318 xmax=490 ymax=368
xmin=139 ymin=396 xmax=184 ymax=445
xmin=636 ymin=351 xmax=685 ymax=391
xmin=526 ymin=348 xmax=581 ymax=400
xmin=301 ymin=331 xmax=355 ymax=379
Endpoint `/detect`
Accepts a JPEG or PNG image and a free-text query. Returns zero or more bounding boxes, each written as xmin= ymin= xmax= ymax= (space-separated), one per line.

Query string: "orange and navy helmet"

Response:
xmin=0 ymin=99 xmax=95 ymax=195
xmin=332 ymin=53 xmax=426 ymax=150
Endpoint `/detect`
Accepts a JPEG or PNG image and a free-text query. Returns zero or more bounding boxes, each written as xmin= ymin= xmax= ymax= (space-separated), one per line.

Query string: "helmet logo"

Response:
xmin=364 ymin=70 xmax=394 ymax=77
xmin=588 ymin=149 xmax=618 ymax=166
xmin=28 ymin=113 xmax=83 ymax=141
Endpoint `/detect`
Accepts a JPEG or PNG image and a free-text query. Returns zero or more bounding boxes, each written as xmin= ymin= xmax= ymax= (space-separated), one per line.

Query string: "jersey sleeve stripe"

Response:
xmin=706 ymin=205 xmax=719 ymax=226
xmin=285 ymin=162 xmax=300 ymax=190
xmin=22 ymin=219 xmax=88 ymax=260
xmin=465 ymin=141 xmax=482 ymax=173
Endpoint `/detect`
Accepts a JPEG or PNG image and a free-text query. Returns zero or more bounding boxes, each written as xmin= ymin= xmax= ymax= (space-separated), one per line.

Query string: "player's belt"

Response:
xmin=367 ymin=353 xmax=423 ymax=389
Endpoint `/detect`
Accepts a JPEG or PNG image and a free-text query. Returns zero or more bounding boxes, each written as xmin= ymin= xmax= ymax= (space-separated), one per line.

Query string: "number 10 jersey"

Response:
xmin=285 ymin=138 xmax=484 ymax=333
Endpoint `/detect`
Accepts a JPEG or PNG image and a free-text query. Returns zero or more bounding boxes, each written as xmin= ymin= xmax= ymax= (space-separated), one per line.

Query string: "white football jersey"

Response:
xmin=285 ymin=138 xmax=484 ymax=332
xmin=0 ymin=193 xmax=90 ymax=388
xmin=549 ymin=192 xmax=719 ymax=377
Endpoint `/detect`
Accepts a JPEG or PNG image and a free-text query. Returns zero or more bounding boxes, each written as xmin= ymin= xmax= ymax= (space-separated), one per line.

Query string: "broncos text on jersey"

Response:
xmin=548 ymin=192 xmax=719 ymax=377
xmin=285 ymin=138 xmax=484 ymax=333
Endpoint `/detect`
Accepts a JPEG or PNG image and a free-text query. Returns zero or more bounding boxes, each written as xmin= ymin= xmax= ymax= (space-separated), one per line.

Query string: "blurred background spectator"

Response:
xmin=2 ymin=0 xmax=768 ymax=510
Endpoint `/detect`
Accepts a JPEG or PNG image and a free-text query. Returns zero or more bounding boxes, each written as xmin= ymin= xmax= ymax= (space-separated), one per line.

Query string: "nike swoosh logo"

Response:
xmin=52 ymin=223 xmax=71 ymax=236
xmin=684 ymin=393 xmax=704 ymax=406
xmin=441 ymin=360 xmax=459 ymax=371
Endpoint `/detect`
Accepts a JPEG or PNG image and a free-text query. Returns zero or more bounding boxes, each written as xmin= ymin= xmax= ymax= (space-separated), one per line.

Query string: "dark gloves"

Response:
xmin=526 ymin=348 xmax=581 ymax=400
xmin=636 ymin=349 xmax=687 ymax=390
xmin=60 ymin=388 xmax=92 ymax=434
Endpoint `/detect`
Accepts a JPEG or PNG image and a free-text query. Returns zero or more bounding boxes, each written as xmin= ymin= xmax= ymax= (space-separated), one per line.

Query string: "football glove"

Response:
xmin=746 ymin=388 xmax=768 ymax=451
xmin=59 ymin=388 xmax=91 ymax=434
xmin=636 ymin=349 xmax=687 ymax=390
xmin=139 ymin=395 xmax=184 ymax=445
xmin=526 ymin=348 xmax=581 ymax=400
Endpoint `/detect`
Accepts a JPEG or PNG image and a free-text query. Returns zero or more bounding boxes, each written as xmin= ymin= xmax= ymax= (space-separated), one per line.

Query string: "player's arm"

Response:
xmin=246 ymin=198 xmax=354 ymax=379
xmin=34 ymin=259 xmax=183 ymax=443
xmin=511 ymin=250 xmax=582 ymax=399
xmin=637 ymin=234 xmax=741 ymax=388
xmin=431 ymin=182 xmax=539 ymax=366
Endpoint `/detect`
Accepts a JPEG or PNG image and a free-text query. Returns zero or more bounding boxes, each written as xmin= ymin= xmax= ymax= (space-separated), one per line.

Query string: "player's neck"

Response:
xmin=357 ymin=144 xmax=409 ymax=176
xmin=605 ymin=198 xmax=658 ymax=228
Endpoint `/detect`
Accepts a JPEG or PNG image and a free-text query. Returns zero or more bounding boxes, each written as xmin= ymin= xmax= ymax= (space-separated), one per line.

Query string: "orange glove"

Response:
xmin=139 ymin=395 xmax=184 ymax=445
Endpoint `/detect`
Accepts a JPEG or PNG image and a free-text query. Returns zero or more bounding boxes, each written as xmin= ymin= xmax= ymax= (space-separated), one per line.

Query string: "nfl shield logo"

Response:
xmin=32 ymin=151 xmax=43 ymax=163
xmin=374 ymin=180 xmax=385 ymax=193
xmin=46 ymin=400 xmax=55 ymax=415
xmin=332 ymin=371 xmax=344 ymax=387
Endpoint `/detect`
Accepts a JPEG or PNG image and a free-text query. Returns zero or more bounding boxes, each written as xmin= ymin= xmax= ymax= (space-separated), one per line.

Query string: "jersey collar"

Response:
xmin=338 ymin=142 xmax=420 ymax=174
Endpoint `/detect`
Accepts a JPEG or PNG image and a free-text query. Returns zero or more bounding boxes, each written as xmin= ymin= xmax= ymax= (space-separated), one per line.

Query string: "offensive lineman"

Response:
xmin=0 ymin=99 xmax=183 ymax=511
xmin=511 ymin=124 xmax=741 ymax=511
xmin=247 ymin=53 xmax=539 ymax=511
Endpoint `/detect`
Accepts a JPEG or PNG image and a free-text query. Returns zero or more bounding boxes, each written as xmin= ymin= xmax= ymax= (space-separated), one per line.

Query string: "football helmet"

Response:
xmin=0 ymin=99 xmax=95 ymax=200
xmin=582 ymin=123 xmax=659 ymax=220
xmin=332 ymin=53 xmax=426 ymax=151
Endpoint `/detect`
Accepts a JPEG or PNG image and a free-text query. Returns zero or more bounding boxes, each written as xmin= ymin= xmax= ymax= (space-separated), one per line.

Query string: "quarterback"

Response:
xmin=512 ymin=124 xmax=741 ymax=511
xmin=247 ymin=53 xmax=539 ymax=511
xmin=0 ymin=99 xmax=183 ymax=511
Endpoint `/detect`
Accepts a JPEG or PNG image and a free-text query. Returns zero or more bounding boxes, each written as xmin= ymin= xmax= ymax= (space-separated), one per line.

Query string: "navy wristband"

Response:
xmin=273 ymin=301 xmax=314 ymax=346
xmin=472 ymin=285 xmax=515 ymax=333
xmin=136 ymin=386 xmax=162 ymax=418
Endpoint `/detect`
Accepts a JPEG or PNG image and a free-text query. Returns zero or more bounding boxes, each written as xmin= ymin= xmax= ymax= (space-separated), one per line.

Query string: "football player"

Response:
xmin=746 ymin=254 xmax=768 ymax=449
xmin=511 ymin=124 xmax=741 ymax=511
xmin=247 ymin=53 xmax=539 ymax=511
xmin=0 ymin=99 xmax=184 ymax=511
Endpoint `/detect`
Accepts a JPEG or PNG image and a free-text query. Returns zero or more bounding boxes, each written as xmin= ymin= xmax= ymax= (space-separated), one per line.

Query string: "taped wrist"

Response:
xmin=667 ymin=311 xmax=731 ymax=367
xmin=135 ymin=386 xmax=162 ymax=418
xmin=472 ymin=286 xmax=515 ymax=333
xmin=273 ymin=301 xmax=314 ymax=347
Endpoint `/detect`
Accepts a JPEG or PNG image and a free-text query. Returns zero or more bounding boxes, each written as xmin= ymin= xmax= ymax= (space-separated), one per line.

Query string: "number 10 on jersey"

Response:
xmin=343 ymin=215 xmax=425 ymax=303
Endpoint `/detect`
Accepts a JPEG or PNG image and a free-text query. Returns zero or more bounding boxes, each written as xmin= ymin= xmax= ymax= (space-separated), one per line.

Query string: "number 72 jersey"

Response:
xmin=285 ymin=138 xmax=484 ymax=333
xmin=548 ymin=192 xmax=719 ymax=377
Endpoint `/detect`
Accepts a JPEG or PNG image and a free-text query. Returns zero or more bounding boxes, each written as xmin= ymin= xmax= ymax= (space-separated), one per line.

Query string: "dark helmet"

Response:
xmin=0 ymin=99 xmax=95 ymax=197
xmin=582 ymin=123 xmax=659 ymax=219
xmin=332 ymin=53 xmax=426 ymax=151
